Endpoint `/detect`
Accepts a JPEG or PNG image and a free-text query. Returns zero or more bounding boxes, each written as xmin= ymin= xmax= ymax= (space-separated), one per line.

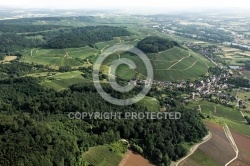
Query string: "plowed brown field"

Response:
xmin=120 ymin=151 xmax=154 ymax=166
xmin=179 ymin=122 xmax=235 ymax=166
xmin=229 ymin=130 xmax=250 ymax=166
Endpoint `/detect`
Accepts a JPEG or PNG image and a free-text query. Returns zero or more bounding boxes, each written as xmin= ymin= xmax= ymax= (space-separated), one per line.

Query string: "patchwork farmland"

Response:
xmin=179 ymin=122 xmax=235 ymax=166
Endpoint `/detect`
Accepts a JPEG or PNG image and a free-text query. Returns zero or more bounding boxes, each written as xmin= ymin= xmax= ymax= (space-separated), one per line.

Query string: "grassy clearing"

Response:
xmin=115 ymin=64 xmax=136 ymax=80
xmin=22 ymin=47 xmax=98 ymax=67
xmin=82 ymin=141 xmax=127 ymax=166
xmin=237 ymin=91 xmax=250 ymax=101
xmin=187 ymin=100 xmax=243 ymax=122
xmin=26 ymin=71 xmax=91 ymax=91
xmin=135 ymin=96 xmax=160 ymax=111
xmin=42 ymin=77 xmax=90 ymax=90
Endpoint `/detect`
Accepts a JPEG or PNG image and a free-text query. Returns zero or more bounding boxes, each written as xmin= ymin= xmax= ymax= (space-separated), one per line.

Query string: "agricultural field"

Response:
xmin=82 ymin=141 xmax=127 ymax=166
xmin=242 ymin=70 xmax=250 ymax=79
xmin=26 ymin=71 xmax=91 ymax=90
xmin=187 ymin=100 xmax=243 ymax=122
xmin=21 ymin=46 xmax=98 ymax=67
xmin=122 ymin=151 xmax=154 ymax=166
xmin=229 ymin=130 xmax=250 ymax=166
xmin=215 ymin=46 xmax=250 ymax=66
xmin=100 ymin=46 xmax=213 ymax=81
xmin=0 ymin=56 xmax=17 ymax=64
xmin=179 ymin=122 xmax=235 ymax=166
xmin=186 ymin=99 xmax=250 ymax=136
xmin=179 ymin=149 xmax=220 ymax=166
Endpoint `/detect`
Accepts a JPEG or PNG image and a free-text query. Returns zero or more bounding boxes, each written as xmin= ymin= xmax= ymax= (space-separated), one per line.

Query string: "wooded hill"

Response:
xmin=137 ymin=36 xmax=181 ymax=53
xmin=0 ymin=73 xmax=207 ymax=166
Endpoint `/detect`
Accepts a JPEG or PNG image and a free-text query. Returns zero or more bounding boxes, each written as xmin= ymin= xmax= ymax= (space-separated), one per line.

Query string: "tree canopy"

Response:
xmin=137 ymin=36 xmax=180 ymax=53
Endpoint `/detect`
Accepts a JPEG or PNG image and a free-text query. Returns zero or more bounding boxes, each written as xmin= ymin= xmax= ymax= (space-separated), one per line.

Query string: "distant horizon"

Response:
xmin=1 ymin=6 xmax=250 ymax=15
xmin=0 ymin=0 xmax=250 ymax=11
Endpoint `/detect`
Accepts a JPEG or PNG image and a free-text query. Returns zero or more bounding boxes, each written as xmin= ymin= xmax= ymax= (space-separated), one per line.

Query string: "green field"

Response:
xmin=187 ymin=100 xmax=250 ymax=136
xmin=82 ymin=141 xmax=127 ymax=166
xmin=187 ymin=100 xmax=243 ymax=122
xmin=26 ymin=71 xmax=92 ymax=90
xmin=101 ymin=46 xmax=213 ymax=81
xmin=185 ymin=149 xmax=220 ymax=166
xmin=22 ymin=46 xmax=98 ymax=67
xmin=135 ymin=96 xmax=160 ymax=111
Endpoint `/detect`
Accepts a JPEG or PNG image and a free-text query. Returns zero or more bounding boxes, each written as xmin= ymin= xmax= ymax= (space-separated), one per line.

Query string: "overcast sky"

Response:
xmin=0 ymin=0 xmax=249 ymax=9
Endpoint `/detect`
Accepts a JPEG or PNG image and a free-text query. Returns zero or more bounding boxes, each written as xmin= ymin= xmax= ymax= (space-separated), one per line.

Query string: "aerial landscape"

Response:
xmin=1 ymin=0 xmax=250 ymax=166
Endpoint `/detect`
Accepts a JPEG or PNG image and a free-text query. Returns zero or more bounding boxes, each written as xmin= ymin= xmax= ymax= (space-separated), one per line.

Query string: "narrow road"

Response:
xmin=101 ymin=45 xmax=110 ymax=53
xmin=224 ymin=123 xmax=239 ymax=166
xmin=167 ymin=53 xmax=190 ymax=69
xmin=174 ymin=131 xmax=212 ymax=166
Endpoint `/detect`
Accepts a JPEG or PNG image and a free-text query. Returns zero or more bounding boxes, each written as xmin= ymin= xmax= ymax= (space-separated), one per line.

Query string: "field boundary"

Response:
xmin=118 ymin=150 xmax=131 ymax=166
xmin=174 ymin=131 xmax=212 ymax=166
xmin=223 ymin=123 xmax=239 ymax=166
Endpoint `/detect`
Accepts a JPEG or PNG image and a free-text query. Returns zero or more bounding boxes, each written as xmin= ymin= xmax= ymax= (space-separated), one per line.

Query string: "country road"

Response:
xmin=173 ymin=131 xmax=212 ymax=166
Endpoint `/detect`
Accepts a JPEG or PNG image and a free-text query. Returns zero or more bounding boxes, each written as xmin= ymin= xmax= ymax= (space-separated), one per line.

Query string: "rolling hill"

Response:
xmin=101 ymin=46 xmax=214 ymax=81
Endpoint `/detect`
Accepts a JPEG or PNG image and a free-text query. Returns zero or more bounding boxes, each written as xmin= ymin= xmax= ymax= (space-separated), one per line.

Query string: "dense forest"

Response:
xmin=0 ymin=24 xmax=66 ymax=33
xmin=0 ymin=25 xmax=131 ymax=53
xmin=0 ymin=34 xmax=43 ymax=53
xmin=0 ymin=74 xmax=207 ymax=166
xmin=0 ymin=53 xmax=4 ymax=60
xmin=0 ymin=16 xmax=95 ymax=25
xmin=45 ymin=26 xmax=131 ymax=48
xmin=245 ymin=60 xmax=250 ymax=70
xmin=226 ymin=77 xmax=250 ymax=88
xmin=137 ymin=36 xmax=180 ymax=53
xmin=0 ymin=17 xmax=209 ymax=166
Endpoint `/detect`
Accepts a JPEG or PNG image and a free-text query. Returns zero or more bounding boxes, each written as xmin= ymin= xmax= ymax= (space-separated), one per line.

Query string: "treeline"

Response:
xmin=0 ymin=76 xmax=207 ymax=166
xmin=0 ymin=24 xmax=66 ymax=33
xmin=45 ymin=26 xmax=131 ymax=48
xmin=208 ymin=67 xmax=226 ymax=76
xmin=226 ymin=77 xmax=250 ymax=88
xmin=0 ymin=34 xmax=43 ymax=53
xmin=0 ymin=61 xmax=47 ymax=77
xmin=173 ymin=25 xmax=233 ymax=42
xmin=245 ymin=61 xmax=250 ymax=70
xmin=244 ymin=116 xmax=250 ymax=125
xmin=137 ymin=36 xmax=180 ymax=53
xmin=0 ymin=53 xmax=4 ymax=60
xmin=0 ymin=16 xmax=95 ymax=25
xmin=0 ymin=24 xmax=131 ymax=53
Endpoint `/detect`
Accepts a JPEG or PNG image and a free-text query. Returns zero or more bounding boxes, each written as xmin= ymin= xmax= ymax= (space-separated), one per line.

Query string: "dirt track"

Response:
xmin=229 ymin=130 xmax=250 ymax=166
xmin=178 ymin=122 xmax=235 ymax=166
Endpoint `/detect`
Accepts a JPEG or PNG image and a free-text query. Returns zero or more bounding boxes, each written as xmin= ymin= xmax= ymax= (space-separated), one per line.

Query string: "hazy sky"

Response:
xmin=0 ymin=0 xmax=249 ymax=9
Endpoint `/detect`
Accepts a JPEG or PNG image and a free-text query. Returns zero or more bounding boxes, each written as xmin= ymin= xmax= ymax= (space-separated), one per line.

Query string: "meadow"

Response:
xmin=26 ymin=71 xmax=92 ymax=91
xmin=135 ymin=96 xmax=160 ymax=111
xmin=187 ymin=100 xmax=243 ymax=122
xmin=82 ymin=141 xmax=127 ymax=166
xmin=22 ymin=46 xmax=98 ymax=67
xmin=187 ymin=100 xmax=250 ymax=136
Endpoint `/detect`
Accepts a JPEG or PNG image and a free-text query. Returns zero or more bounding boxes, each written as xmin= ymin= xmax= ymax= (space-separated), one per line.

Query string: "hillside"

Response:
xmin=103 ymin=46 xmax=214 ymax=81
